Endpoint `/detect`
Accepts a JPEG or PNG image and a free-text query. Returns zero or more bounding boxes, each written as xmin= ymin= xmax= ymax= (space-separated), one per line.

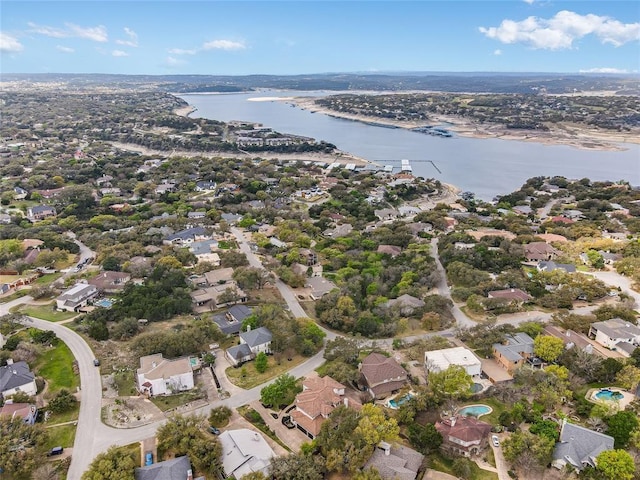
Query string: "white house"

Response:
xmin=55 ymin=283 xmax=98 ymax=312
xmin=218 ymin=429 xmax=275 ymax=479
xmin=588 ymin=318 xmax=640 ymax=357
xmin=136 ymin=353 xmax=195 ymax=397
xmin=225 ymin=327 xmax=272 ymax=367
xmin=0 ymin=360 xmax=38 ymax=398
xmin=425 ymin=347 xmax=482 ymax=377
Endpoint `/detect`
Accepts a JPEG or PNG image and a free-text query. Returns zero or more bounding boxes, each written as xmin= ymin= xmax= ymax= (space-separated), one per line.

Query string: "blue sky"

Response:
xmin=1 ymin=1 xmax=638 ymax=75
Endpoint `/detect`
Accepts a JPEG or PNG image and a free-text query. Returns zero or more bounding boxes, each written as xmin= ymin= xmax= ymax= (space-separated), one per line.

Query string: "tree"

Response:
xmin=255 ymin=352 xmax=268 ymax=373
xmin=0 ymin=416 xmax=48 ymax=479
xmin=47 ymin=389 xmax=78 ymax=414
xmin=595 ymin=449 xmax=635 ymax=480
xmin=260 ymin=374 xmax=301 ymax=407
xmin=606 ymin=411 xmax=639 ymax=448
xmin=354 ymin=404 xmax=400 ymax=447
xmin=324 ymin=337 xmax=360 ymax=365
xmin=353 ymin=468 xmax=384 ymax=480
xmin=529 ymin=419 xmax=560 ymax=441
xmin=427 ymin=364 xmax=473 ymax=401
xmin=452 ymin=457 xmax=473 ymax=479
xmin=209 ymin=406 xmax=232 ymax=428
xmin=268 ymin=453 xmax=324 ymax=480
xmin=408 ymin=423 xmax=443 ymax=454
xmin=615 ymin=365 xmax=640 ymax=392
xmin=81 ymin=446 xmax=137 ymax=480
xmin=533 ymin=335 xmax=564 ymax=363
xmin=502 ymin=431 xmax=555 ymax=471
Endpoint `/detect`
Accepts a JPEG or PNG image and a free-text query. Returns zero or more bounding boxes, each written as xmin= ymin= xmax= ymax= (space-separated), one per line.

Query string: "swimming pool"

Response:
xmin=387 ymin=393 xmax=414 ymax=409
xmin=594 ymin=389 xmax=624 ymax=401
xmin=457 ymin=404 xmax=492 ymax=418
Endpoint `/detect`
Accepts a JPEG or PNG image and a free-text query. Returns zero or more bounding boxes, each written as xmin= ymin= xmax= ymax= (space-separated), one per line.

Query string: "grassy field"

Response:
xmin=150 ymin=390 xmax=205 ymax=412
xmin=47 ymin=405 xmax=80 ymax=425
xmin=226 ymin=354 xmax=307 ymax=389
xmin=44 ymin=424 xmax=77 ymax=450
xmin=0 ymin=288 xmax=31 ymax=302
xmin=429 ymin=452 xmax=499 ymax=480
xmin=34 ymin=342 xmax=79 ymax=393
xmin=35 ymin=273 xmax=63 ymax=284
xmin=113 ymin=370 xmax=137 ymax=396
xmin=13 ymin=302 xmax=78 ymax=322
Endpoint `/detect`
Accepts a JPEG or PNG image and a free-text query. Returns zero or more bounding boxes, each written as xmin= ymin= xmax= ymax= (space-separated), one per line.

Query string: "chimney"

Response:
xmin=450 ymin=416 xmax=456 ymax=427
xmin=343 ymin=397 xmax=349 ymax=407
xmin=186 ymin=469 xmax=193 ymax=480
xmin=380 ymin=441 xmax=391 ymax=456
xmin=7 ymin=358 xmax=13 ymax=365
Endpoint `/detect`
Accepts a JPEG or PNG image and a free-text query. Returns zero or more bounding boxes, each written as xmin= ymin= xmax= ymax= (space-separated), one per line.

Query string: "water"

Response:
xmin=180 ymin=91 xmax=640 ymax=200
xmin=388 ymin=393 xmax=414 ymax=409
xmin=458 ymin=405 xmax=492 ymax=417
xmin=595 ymin=389 xmax=624 ymax=401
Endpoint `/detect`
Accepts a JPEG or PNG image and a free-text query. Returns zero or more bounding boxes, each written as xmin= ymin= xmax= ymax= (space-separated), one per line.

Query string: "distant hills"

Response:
xmin=2 ymin=72 xmax=639 ymax=95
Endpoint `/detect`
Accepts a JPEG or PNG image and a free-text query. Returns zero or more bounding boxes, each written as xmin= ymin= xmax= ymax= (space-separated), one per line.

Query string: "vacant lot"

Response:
xmin=34 ymin=342 xmax=79 ymax=393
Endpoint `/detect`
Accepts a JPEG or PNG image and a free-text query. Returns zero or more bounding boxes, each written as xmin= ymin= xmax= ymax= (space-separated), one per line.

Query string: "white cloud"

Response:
xmin=523 ymin=0 xmax=535 ymax=4
xmin=56 ymin=45 xmax=74 ymax=53
xmin=579 ymin=67 xmax=629 ymax=74
xmin=168 ymin=47 xmax=197 ymax=55
xmin=202 ymin=39 xmax=246 ymax=51
xmin=169 ymin=39 xmax=246 ymax=55
xmin=111 ymin=49 xmax=128 ymax=57
xmin=27 ymin=21 xmax=107 ymax=42
xmin=165 ymin=56 xmax=186 ymax=66
xmin=116 ymin=27 xmax=138 ymax=47
xmin=493 ymin=49 xmax=502 ymax=55
xmin=479 ymin=10 xmax=640 ymax=49
xmin=0 ymin=32 xmax=24 ymax=53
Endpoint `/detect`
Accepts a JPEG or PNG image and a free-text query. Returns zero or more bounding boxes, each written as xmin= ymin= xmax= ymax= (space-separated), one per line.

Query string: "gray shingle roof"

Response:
xmin=0 ymin=361 xmax=35 ymax=393
xmin=553 ymin=421 xmax=614 ymax=470
xmin=226 ymin=344 xmax=252 ymax=361
xmin=135 ymin=456 xmax=192 ymax=480
xmin=240 ymin=327 xmax=272 ymax=348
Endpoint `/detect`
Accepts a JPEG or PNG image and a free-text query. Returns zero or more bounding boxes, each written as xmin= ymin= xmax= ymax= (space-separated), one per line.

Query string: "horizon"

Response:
xmin=1 ymin=1 xmax=638 ymax=75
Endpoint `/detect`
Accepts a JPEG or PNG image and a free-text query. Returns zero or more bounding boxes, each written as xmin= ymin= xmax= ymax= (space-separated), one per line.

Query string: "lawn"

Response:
xmin=12 ymin=302 xmax=78 ymax=322
xmin=44 ymin=424 xmax=77 ymax=450
xmin=429 ymin=452 xmax=498 ymax=480
xmin=225 ymin=354 xmax=307 ymax=389
xmin=47 ymin=405 xmax=80 ymax=425
xmin=0 ymin=288 xmax=30 ymax=302
xmin=150 ymin=390 xmax=205 ymax=412
xmin=218 ymin=240 xmax=238 ymax=249
xmin=113 ymin=370 xmax=137 ymax=396
xmin=34 ymin=342 xmax=79 ymax=393
xmin=35 ymin=273 xmax=63 ymax=285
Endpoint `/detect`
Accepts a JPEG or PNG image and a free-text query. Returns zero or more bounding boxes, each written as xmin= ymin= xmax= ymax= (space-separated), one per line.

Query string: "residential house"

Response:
xmin=493 ymin=332 xmax=538 ymax=374
xmin=218 ymin=429 xmax=275 ymax=479
xmin=195 ymin=180 xmax=217 ymax=192
xmin=189 ymin=240 xmax=221 ymax=265
xmin=13 ymin=187 xmax=28 ymax=200
xmin=435 ymin=416 xmax=492 ymax=457
xmin=204 ymin=267 xmax=235 ymax=285
xmin=190 ymin=283 xmax=247 ymax=310
xmin=374 ymin=208 xmax=400 ymax=221
xmin=363 ymin=442 xmax=424 ymax=480
xmin=88 ymin=271 xmax=131 ymax=294
xmin=588 ymin=318 xmax=640 ymax=357
xmin=221 ymin=213 xmax=242 ymax=224
xmin=524 ymin=242 xmax=560 ymax=262
xmin=359 ymin=352 xmax=408 ymax=399
xmin=383 ymin=294 xmax=425 ymax=315
xmin=0 ymin=402 xmax=38 ymax=425
xmin=552 ymin=420 xmax=614 ymax=472
xmin=487 ymin=288 xmax=533 ymax=305
xmin=95 ymin=175 xmax=113 ymax=186
xmin=187 ymin=211 xmax=206 ymax=220
xmin=512 ymin=205 xmax=532 ymax=216
xmin=135 ymin=455 xmax=204 ymax=480
xmin=466 ymin=229 xmax=516 ymax=241
xmin=99 ymin=187 xmax=121 ymax=197
xmin=226 ymin=327 xmax=272 ymax=366
xmin=298 ymin=248 xmax=317 ymax=266
xmin=27 ymin=205 xmax=56 ymax=221
xmin=323 ymin=224 xmax=353 ymax=238
xmin=55 ymin=283 xmax=98 ymax=312
xmin=269 ymin=237 xmax=287 ymax=248
xmin=291 ymin=374 xmax=362 ymax=438
xmin=136 ymin=353 xmax=195 ymax=397
xmin=0 ymin=360 xmax=37 ymax=397
xmin=425 ymin=347 xmax=482 ymax=377
xmin=213 ymin=305 xmax=253 ymax=336
xmin=164 ymin=226 xmax=210 ymax=245
xmin=398 ymin=206 xmax=421 ymax=217
xmin=0 ymin=213 xmax=11 ymax=224
xmin=36 ymin=187 xmax=65 ymax=199
xmin=155 ymin=181 xmax=177 ymax=195
xmin=543 ymin=326 xmax=597 ymax=356
xmin=306 ymin=277 xmax=338 ymax=300
xmin=536 ymin=233 xmax=568 ymax=244
xmin=537 ymin=261 xmax=577 ymax=273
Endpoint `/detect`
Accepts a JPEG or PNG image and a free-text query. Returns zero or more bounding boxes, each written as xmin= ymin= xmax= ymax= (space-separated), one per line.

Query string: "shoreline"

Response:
xmin=284 ymin=97 xmax=639 ymax=152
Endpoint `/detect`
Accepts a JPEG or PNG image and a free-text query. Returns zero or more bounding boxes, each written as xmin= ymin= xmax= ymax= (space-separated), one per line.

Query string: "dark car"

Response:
xmin=208 ymin=426 xmax=220 ymax=435
xmin=48 ymin=447 xmax=64 ymax=456
xmin=93 ymin=359 xmax=100 ymax=367
xmin=145 ymin=451 xmax=153 ymax=466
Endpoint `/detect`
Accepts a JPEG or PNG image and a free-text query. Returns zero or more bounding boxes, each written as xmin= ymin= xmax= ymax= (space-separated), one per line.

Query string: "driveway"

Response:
xmin=490 ymin=434 xmax=510 ymax=480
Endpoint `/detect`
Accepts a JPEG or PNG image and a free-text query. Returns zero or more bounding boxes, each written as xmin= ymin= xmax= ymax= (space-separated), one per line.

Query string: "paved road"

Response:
xmin=586 ymin=269 xmax=640 ymax=306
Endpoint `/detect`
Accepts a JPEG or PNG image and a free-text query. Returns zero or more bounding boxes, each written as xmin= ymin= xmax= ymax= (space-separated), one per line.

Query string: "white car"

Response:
xmin=491 ymin=435 xmax=500 ymax=447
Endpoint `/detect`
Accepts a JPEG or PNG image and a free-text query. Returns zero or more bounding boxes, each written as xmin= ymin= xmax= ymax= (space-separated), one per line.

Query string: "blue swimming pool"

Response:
xmin=458 ymin=405 xmax=492 ymax=417
xmin=595 ymin=389 xmax=624 ymax=401
xmin=388 ymin=393 xmax=414 ymax=409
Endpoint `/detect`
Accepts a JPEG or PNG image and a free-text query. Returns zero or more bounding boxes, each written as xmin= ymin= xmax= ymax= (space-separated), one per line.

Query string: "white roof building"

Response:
xmin=424 ymin=346 xmax=482 ymax=377
xmin=218 ymin=429 xmax=276 ymax=478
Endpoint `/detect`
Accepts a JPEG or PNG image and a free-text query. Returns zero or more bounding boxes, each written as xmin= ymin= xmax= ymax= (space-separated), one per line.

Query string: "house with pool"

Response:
xmin=424 ymin=347 xmax=482 ymax=377
xmin=435 ymin=415 xmax=492 ymax=458
xmin=359 ymin=353 xmax=409 ymax=399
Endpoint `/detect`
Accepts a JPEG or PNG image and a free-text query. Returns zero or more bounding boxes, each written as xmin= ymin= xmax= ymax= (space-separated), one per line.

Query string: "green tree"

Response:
xmin=260 ymin=374 xmax=301 ymax=407
xmin=353 ymin=468 xmax=384 ymax=480
xmin=502 ymin=430 xmax=555 ymax=471
xmin=268 ymin=453 xmax=324 ymax=480
xmin=529 ymin=419 xmax=560 ymax=441
xmin=451 ymin=457 xmax=473 ymax=479
xmin=255 ymin=352 xmax=268 ymax=373
xmin=209 ymin=406 xmax=232 ymax=428
xmin=354 ymin=404 xmax=400 ymax=446
xmin=595 ymin=449 xmax=635 ymax=480
xmin=533 ymin=335 xmax=564 ymax=362
xmin=48 ymin=389 xmax=78 ymax=414
xmin=615 ymin=365 xmax=640 ymax=392
xmin=427 ymin=364 xmax=473 ymax=401
xmin=0 ymin=416 xmax=49 ymax=479
xmin=407 ymin=423 xmax=443 ymax=454
xmin=606 ymin=411 xmax=639 ymax=448
xmin=81 ymin=446 xmax=137 ymax=480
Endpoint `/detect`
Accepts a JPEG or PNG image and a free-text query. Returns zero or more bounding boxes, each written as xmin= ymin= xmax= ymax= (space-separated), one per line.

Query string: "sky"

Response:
xmin=1 ymin=1 xmax=639 ymax=75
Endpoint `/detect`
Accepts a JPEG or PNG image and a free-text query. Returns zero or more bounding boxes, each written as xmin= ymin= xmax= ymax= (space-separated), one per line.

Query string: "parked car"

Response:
xmin=492 ymin=435 xmax=500 ymax=447
xmin=208 ymin=426 xmax=220 ymax=435
xmin=93 ymin=359 xmax=100 ymax=367
xmin=48 ymin=447 xmax=64 ymax=456
xmin=145 ymin=451 xmax=153 ymax=466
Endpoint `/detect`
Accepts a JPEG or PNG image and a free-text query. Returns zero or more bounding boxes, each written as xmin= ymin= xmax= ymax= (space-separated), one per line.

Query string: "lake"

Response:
xmin=180 ymin=91 xmax=640 ymax=200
